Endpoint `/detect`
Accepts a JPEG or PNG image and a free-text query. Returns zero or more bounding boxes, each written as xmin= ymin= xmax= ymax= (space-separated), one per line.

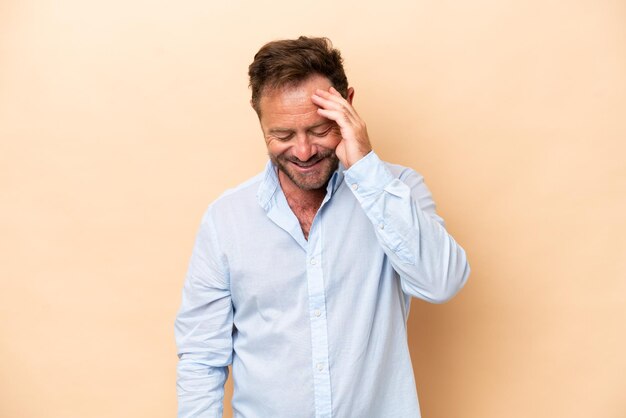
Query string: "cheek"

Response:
xmin=266 ymin=140 xmax=291 ymax=156
xmin=321 ymin=133 xmax=342 ymax=150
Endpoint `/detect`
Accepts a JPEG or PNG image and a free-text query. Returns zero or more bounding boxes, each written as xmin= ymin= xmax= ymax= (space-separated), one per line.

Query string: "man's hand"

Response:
xmin=312 ymin=86 xmax=372 ymax=169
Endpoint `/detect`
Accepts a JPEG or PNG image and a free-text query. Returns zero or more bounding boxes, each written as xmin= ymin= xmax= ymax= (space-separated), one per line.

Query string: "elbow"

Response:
xmin=405 ymin=258 xmax=470 ymax=304
xmin=426 ymin=290 xmax=458 ymax=304
xmin=433 ymin=259 xmax=470 ymax=304
xmin=434 ymin=243 xmax=471 ymax=303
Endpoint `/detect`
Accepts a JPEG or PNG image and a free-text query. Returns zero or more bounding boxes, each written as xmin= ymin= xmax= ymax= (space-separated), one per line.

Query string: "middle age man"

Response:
xmin=175 ymin=36 xmax=470 ymax=418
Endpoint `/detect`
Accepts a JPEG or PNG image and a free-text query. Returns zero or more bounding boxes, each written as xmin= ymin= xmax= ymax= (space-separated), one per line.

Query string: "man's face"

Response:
xmin=258 ymin=75 xmax=344 ymax=191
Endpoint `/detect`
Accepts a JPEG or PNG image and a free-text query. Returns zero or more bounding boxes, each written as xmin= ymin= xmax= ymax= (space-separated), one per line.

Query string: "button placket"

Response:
xmin=305 ymin=216 xmax=332 ymax=417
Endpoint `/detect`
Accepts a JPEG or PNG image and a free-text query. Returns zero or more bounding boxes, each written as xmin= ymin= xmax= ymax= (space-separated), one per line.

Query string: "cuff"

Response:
xmin=343 ymin=151 xmax=395 ymax=200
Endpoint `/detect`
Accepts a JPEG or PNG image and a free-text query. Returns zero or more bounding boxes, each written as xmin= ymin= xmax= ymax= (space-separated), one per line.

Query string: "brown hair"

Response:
xmin=248 ymin=36 xmax=349 ymax=114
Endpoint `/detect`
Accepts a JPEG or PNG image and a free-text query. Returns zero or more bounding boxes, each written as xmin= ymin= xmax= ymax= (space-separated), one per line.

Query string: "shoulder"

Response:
xmin=202 ymin=170 xmax=265 ymax=223
xmin=376 ymin=155 xmax=440 ymax=212
xmin=368 ymin=154 xmax=426 ymax=187
xmin=218 ymin=171 xmax=265 ymax=203
xmin=384 ymin=161 xmax=424 ymax=182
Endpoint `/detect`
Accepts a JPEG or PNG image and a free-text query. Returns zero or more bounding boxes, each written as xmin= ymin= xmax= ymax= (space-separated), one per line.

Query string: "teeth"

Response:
xmin=294 ymin=160 xmax=319 ymax=167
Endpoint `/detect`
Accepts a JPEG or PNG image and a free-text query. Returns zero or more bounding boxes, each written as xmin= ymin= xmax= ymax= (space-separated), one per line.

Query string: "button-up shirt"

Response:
xmin=175 ymin=151 xmax=470 ymax=418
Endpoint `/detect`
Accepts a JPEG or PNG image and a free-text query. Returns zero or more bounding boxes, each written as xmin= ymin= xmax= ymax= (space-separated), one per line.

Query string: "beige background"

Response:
xmin=1 ymin=0 xmax=625 ymax=417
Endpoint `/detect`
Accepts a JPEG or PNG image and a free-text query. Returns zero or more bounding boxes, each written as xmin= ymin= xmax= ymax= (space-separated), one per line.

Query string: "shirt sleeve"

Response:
xmin=343 ymin=151 xmax=470 ymax=303
xmin=174 ymin=208 xmax=233 ymax=417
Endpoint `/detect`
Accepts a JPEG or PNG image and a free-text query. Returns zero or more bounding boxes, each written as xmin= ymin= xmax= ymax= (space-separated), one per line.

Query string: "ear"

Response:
xmin=347 ymin=87 xmax=355 ymax=104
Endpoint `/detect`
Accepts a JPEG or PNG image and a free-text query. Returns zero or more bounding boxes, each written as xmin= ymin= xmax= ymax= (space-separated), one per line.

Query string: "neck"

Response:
xmin=278 ymin=170 xmax=326 ymax=211
xmin=278 ymin=170 xmax=327 ymax=240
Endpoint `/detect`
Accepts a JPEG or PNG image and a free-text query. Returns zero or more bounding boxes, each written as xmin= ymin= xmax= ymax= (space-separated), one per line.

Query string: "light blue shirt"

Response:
xmin=175 ymin=151 xmax=470 ymax=418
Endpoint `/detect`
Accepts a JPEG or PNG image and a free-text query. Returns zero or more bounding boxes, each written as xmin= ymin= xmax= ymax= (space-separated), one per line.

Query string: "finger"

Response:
xmin=314 ymin=88 xmax=360 ymax=119
xmin=328 ymin=86 xmax=344 ymax=98
xmin=316 ymin=108 xmax=358 ymax=129
xmin=312 ymin=95 xmax=359 ymax=126
xmin=311 ymin=94 xmax=346 ymax=113
xmin=311 ymin=94 xmax=360 ymax=125
xmin=313 ymin=88 xmax=346 ymax=105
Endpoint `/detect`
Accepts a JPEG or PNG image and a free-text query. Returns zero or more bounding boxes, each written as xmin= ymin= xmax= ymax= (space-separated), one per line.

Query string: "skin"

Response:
xmin=256 ymin=74 xmax=372 ymax=238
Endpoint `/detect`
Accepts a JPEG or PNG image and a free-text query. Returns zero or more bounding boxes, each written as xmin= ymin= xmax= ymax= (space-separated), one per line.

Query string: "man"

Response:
xmin=175 ymin=36 xmax=469 ymax=418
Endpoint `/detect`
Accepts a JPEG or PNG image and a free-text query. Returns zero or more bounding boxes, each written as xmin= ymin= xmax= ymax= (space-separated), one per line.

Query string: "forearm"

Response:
xmin=175 ymin=287 xmax=232 ymax=417
xmin=176 ymin=353 xmax=228 ymax=417
xmin=344 ymin=151 xmax=470 ymax=303
xmin=175 ymin=209 xmax=234 ymax=416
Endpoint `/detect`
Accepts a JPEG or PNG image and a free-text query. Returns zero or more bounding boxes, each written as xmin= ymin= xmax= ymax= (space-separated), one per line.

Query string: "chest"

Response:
xmin=289 ymin=204 xmax=318 ymax=240
xmin=222 ymin=193 xmax=386 ymax=318
xmin=283 ymin=193 xmax=325 ymax=240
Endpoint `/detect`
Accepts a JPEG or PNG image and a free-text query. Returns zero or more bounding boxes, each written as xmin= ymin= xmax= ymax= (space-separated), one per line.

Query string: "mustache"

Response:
xmin=285 ymin=149 xmax=336 ymax=165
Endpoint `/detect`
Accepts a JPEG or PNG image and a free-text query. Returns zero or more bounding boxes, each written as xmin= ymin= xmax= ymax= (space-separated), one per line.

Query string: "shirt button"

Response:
xmin=316 ymin=362 xmax=324 ymax=371
xmin=351 ymin=183 xmax=358 ymax=191
xmin=379 ymin=223 xmax=384 ymax=230
xmin=310 ymin=258 xmax=317 ymax=265
xmin=314 ymin=309 xmax=321 ymax=317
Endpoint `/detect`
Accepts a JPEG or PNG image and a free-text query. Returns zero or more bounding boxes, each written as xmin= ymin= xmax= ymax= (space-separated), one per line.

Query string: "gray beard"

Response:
xmin=270 ymin=151 xmax=339 ymax=191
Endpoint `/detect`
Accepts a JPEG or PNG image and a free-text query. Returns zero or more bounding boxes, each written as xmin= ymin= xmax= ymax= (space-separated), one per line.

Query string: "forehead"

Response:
xmin=258 ymin=75 xmax=333 ymax=128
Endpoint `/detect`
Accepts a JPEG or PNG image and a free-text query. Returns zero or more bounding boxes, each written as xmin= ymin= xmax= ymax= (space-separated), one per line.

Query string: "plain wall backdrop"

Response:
xmin=1 ymin=1 xmax=625 ymax=417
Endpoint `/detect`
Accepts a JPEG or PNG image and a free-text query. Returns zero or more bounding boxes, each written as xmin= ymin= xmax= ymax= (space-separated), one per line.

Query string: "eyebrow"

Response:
xmin=268 ymin=128 xmax=294 ymax=135
xmin=268 ymin=121 xmax=331 ymax=135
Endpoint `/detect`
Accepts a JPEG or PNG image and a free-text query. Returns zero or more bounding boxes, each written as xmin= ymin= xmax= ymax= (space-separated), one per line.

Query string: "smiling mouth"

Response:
xmin=290 ymin=158 xmax=323 ymax=169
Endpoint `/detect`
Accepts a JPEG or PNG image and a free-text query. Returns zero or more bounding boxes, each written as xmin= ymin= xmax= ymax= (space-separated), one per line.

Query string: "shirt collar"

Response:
xmin=256 ymin=160 xmax=345 ymax=211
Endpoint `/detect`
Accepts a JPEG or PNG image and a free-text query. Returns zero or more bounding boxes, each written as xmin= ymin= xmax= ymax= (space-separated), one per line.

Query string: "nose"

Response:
xmin=292 ymin=134 xmax=316 ymax=162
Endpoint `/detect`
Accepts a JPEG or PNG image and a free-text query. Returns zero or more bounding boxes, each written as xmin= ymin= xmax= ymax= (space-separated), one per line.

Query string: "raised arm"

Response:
xmin=344 ymin=152 xmax=469 ymax=302
xmin=312 ymin=86 xmax=469 ymax=303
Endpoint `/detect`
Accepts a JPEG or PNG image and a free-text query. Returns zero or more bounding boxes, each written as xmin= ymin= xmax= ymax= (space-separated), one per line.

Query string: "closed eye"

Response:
xmin=273 ymin=132 xmax=295 ymax=141
xmin=310 ymin=126 xmax=334 ymax=137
